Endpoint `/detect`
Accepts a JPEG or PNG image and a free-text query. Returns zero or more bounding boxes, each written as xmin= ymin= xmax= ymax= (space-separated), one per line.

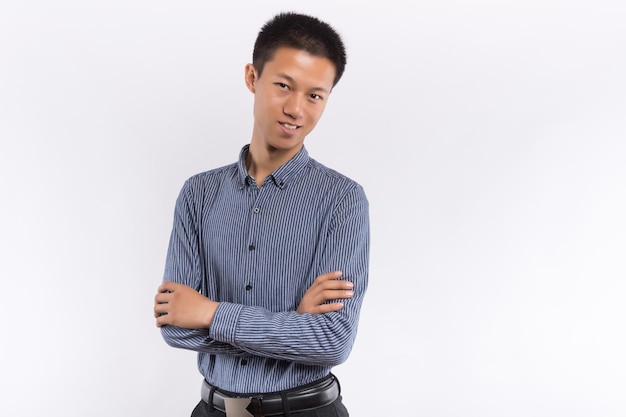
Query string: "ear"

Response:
xmin=244 ymin=64 xmax=257 ymax=93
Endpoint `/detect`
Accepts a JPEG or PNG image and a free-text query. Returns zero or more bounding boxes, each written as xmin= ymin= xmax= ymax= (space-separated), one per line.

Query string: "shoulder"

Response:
xmin=178 ymin=162 xmax=238 ymax=200
xmin=184 ymin=162 xmax=237 ymax=186
xmin=306 ymin=158 xmax=367 ymax=195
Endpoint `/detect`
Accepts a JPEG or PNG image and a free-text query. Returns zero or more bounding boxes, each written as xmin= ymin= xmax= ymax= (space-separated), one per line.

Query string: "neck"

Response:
xmin=246 ymin=142 xmax=302 ymax=187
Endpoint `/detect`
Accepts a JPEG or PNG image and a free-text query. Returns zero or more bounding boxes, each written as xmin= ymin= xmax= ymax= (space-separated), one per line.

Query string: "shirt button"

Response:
xmin=241 ymin=359 xmax=248 ymax=366
xmin=253 ymin=207 xmax=260 ymax=213
xmin=248 ymin=244 xmax=255 ymax=250
xmin=245 ymin=284 xmax=252 ymax=290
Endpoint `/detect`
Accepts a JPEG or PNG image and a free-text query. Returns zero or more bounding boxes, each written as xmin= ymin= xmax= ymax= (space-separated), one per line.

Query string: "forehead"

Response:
xmin=262 ymin=47 xmax=336 ymax=91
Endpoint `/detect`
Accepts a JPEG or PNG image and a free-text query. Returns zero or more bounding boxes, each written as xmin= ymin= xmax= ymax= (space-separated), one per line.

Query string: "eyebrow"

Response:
xmin=277 ymin=73 xmax=331 ymax=94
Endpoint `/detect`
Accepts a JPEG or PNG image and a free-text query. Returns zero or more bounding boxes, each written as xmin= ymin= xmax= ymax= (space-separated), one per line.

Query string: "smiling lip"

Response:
xmin=279 ymin=121 xmax=300 ymax=130
xmin=279 ymin=121 xmax=301 ymax=136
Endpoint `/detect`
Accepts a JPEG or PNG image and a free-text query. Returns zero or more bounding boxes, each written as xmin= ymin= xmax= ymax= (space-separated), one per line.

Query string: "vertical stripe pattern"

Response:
xmin=161 ymin=145 xmax=369 ymax=394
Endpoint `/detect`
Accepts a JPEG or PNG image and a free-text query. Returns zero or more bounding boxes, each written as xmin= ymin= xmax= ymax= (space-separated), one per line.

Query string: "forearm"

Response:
xmin=156 ymin=280 xmax=251 ymax=355
xmin=208 ymin=298 xmax=363 ymax=366
xmin=160 ymin=325 xmax=248 ymax=356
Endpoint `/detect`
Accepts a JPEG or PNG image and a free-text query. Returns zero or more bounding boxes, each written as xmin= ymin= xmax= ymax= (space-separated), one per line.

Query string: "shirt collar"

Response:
xmin=237 ymin=144 xmax=309 ymax=189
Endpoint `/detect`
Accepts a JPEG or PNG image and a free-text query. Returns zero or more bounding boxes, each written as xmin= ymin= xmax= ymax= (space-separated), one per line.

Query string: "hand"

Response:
xmin=154 ymin=281 xmax=219 ymax=328
xmin=297 ymin=271 xmax=354 ymax=314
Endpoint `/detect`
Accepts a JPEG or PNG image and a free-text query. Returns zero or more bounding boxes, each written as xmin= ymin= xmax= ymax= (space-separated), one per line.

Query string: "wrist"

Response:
xmin=203 ymin=300 xmax=219 ymax=328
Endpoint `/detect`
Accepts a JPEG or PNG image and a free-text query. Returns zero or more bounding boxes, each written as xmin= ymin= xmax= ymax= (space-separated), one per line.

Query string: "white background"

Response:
xmin=1 ymin=1 xmax=625 ymax=416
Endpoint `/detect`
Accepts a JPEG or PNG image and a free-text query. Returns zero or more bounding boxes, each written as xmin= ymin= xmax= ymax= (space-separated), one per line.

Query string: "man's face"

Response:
xmin=245 ymin=47 xmax=336 ymax=154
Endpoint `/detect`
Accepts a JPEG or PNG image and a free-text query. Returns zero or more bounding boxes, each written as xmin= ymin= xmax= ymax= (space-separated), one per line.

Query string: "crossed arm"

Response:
xmin=155 ymin=180 xmax=368 ymax=364
xmin=153 ymin=270 xmax=355 ymax=329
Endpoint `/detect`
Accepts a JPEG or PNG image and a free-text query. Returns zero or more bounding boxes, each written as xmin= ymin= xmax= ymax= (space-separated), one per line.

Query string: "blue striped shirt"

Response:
xmin=161 ymin=144 xmax=369 ymax=394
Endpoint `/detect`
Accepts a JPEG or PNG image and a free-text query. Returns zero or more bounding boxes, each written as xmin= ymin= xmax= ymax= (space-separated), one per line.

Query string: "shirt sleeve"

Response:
xmin=159 ymin=179 xmax=247 ymax=356
xmin=208 ymin=184 xmax=370 ymax=366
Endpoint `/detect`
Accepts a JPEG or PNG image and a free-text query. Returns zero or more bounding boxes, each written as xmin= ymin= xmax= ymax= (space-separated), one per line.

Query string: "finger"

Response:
xmin=317 ymin=271 xmax=343 ymax=281
xmin=154 ymin=303 xmax=168 ymax=318
xmin=155 ymin=314 xmax=170 ymax=327
xmin=321 ymin=280 xmax=353 ymax=291
xmin=154 ymin=292 xmax=172 ymax=304
xmin=304 ymin=290 xmax=352 ymax=310
xmin=310 ymin=271 xmax=342 ymax=288
xmin=307 ymin=283 xmax=350 ymax=301
xmin=322 ymin=288 xmax=354 ymax=300
xmin=313 ymin=276 xmax=352 ymax=292
xmin=315 ymin=302 xmax=345 ymax=314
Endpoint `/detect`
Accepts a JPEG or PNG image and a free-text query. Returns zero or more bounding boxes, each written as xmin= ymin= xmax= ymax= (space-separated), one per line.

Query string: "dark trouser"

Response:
xmin=190 ymin=396 xmax=349 ymax=417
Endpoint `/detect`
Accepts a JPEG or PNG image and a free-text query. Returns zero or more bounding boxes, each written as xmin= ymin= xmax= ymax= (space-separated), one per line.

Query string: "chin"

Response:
xmin=272 ymin=137 xmax=304 ymax=150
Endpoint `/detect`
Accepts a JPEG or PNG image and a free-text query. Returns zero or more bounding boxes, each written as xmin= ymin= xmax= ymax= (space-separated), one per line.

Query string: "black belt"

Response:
xmin=201 ymin=374 xmax=340 ymax=416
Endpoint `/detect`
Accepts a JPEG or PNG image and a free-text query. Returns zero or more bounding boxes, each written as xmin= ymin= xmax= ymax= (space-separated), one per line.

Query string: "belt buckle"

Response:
xmin=223 ymin=396 xmax=264 ymax=417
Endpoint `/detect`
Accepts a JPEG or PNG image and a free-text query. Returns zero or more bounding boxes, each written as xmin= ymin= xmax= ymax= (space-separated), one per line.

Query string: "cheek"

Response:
xmin=257 ymin=93 xmax=283 ymax=114
xmin=253 ymin=97 xmax=271 ymax=120
xmin=307 ymin=105 xmax=326 ymax=122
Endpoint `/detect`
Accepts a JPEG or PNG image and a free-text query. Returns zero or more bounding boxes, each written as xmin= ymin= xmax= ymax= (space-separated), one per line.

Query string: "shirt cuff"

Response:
xmin=208 ymin=302 xmax=244 ymax=344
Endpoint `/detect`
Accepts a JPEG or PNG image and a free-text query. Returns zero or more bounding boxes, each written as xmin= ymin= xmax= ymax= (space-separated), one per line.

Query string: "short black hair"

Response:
xmin=252 ymin=12 xmax=347 ymax=87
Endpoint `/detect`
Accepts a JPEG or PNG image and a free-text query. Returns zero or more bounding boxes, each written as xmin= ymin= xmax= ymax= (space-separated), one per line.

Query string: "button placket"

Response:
xmin=245 ymin=190 xmax=264 ymax=297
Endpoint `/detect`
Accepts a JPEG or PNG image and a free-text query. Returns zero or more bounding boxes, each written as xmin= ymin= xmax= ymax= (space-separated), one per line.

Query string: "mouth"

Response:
xmin=279 ymin=122 xmax=300 ymax=130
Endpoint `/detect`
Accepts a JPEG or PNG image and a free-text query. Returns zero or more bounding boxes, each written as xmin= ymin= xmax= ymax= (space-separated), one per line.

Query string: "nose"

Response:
xmin=283 ymin=94 xmax=303 ymax=120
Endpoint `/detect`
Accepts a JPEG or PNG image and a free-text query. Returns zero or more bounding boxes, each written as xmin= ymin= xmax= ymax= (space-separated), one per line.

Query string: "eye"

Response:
xmin=276 ymin=82 xmax=289 ymax=90
xmin=309 ymin=93 xmax=323 ymax=101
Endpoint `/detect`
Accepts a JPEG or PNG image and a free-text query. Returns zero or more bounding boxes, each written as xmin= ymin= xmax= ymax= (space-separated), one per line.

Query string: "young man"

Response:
xmin=154 ymin=12 xmax=369 ymax=417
